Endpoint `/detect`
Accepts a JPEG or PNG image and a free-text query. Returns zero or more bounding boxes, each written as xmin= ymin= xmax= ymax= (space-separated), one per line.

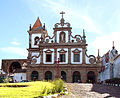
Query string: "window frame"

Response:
xmin=72 ymin=49 xmax=81 ymax=63
xmin=74 ymin=53 xmax=80 ymax=62
xmin=58 ymin=49 xmax=67 ymax=63
xmin=59 ymin=53 xmax=66 ymax=62
xmin=46 ymin=53 xmax=52 ymax=62
xmin=44 ymin=49 xmax=53 ymax=63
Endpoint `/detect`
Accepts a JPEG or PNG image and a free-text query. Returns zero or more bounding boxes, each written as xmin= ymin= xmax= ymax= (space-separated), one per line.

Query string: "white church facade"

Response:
xmin=2 ymin=12 xmax=101 ymax=83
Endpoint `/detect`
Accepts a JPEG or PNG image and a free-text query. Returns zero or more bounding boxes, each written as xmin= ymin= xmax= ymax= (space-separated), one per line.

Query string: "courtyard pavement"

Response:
xmin=59 ymin=83 xmax=120 ymax=98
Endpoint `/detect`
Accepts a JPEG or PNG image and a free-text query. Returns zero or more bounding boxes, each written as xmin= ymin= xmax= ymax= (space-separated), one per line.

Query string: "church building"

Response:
xmin=2 ymin=12 xmax=101 ymax=83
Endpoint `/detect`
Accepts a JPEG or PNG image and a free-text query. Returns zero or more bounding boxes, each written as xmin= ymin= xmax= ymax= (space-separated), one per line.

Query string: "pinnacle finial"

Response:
xmin=83 ymin=29 xmax=86 ymax=41
xmin=83 ymin=29 xmax=85 ymax=36
xmin=97 ymin=49 xmax=100 ymax=62
xmin=60 ymin=11 xmax=65 ymax=19
xmin=112 ymin=41 xmax=115 ymax=49
xmin=29 ymin=24 xmax=31 ymax=31
xmin=43 ymin=23 xmax=45 ymax=30
xmin=98 ymin=49 xmax=100 ymax=57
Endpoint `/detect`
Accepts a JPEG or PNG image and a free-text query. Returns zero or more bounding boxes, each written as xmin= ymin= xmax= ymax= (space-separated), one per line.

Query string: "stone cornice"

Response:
xmin=53 ymin=27 xmax=72 ymax=31
xmin=39 ymin=43 xmax=87 ymax=47
xmin=29 ymin=64 xmax=101 ymax=68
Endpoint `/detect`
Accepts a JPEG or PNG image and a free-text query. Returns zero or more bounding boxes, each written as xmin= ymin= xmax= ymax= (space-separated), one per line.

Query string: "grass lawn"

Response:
xmin=0 ymin=79 xmax=64 ymax=98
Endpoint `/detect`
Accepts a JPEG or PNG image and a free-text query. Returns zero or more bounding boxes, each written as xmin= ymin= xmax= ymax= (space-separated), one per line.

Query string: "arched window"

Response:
xmin=59 ymin=32 xmax=65 ymax=43
xmin=9 ymin=62 xmax=21 ymax=73
xmin=87 ymin=71 xmax=96 ymax=83
xmin=34 ymin=36 xmax=39 ymax=45
xmin=31 ymin=71 xmax=39 ymax=81
xmin=61 ymin=71 xmax=67 ymax=82
xmin=73 ymin=71 xmax=81 ymax=83
xmin=45 ymin=71 xmax=52 ymax=81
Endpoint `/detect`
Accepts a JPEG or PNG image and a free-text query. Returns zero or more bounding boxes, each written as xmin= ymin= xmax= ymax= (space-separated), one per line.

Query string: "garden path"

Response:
xmin=59 ymin=83 xmax=120 ymax=98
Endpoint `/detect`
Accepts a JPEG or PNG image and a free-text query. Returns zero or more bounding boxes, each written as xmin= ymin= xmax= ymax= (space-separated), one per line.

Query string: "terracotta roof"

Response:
xmin=32 ymin=17 xmax=42 ymax=30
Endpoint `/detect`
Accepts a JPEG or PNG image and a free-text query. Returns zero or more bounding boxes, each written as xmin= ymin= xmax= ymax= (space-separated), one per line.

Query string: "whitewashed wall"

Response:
xmin=70 ymin=36 xmax=77 ymax=42
xmin=104 ymin=67 xmax=110 ymax=80
xmin=31 ymin=34 xmax=41 ymax=48
xmin=71 ymin=48 xmax=82 ymax=64
xmin=31 ymin=52 xmax=41 ymax=64
xmin=13 ymin=73 xmax=26 ymax=82
xmin=99 ymin=64 xmax=111 ymax=82
xmin=113 ymin=56 xmax=120 ymax=78
xmin=43 ymin=49 xmax=54 ymax=64
xmin=85 ymin=56 xmax=90 ymax=64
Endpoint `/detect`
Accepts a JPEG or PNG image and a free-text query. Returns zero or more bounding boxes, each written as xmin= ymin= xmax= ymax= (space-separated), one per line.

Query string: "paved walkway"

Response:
xmin=59 ymin=83 xmax=120 ymax=98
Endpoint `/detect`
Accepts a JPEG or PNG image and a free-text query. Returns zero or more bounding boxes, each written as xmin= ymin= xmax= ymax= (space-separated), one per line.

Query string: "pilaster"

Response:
xmin=68 ymin=48 xmax=71 ymax=64
xmin=26 ymin=70 xmax=31 ymax=81
xmin=39 ymin=71 xmax=44 ymax=81
xmin=82 ymin=47 xmax=86 ymax=64
xmin=68 ymin=30 xmax=71 ymax=43
xmin=29 ymin=33 xmax=31 ymax=48
xmin=40 ymin=48 xmax=43 ymax=64
xmin=54 ymin=48 xmax=57 ymax=64
xmin=67 ymin=69 xmax=72 ymax=82
xmin=54 ymin=31 xmax=57 ymax=43
xmin=80 ymin=69 xmax=87 ymax=83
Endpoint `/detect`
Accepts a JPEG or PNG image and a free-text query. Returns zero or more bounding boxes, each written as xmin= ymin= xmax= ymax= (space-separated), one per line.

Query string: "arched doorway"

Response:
xmin=45 ymin=71 xmax=52 ymax=81
xmin=87 ymin=71 xmax=96 ymax=83
xmin=31 ymin=71 xmax=39 ymax=81
xmin=73 ymin=71 xmax=81 ymax=83
xmin=61 ymin=71 xmax=67 ymax=82
xmin=9 ymin=62 xmax=21 ymax=73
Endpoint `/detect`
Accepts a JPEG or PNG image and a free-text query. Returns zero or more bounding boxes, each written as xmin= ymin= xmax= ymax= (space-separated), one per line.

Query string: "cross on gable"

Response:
xmin=60 ymin=11 xmax=65 ymax=18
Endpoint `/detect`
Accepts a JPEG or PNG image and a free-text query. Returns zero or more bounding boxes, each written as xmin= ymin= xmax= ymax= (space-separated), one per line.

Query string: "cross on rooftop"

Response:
xmin=60 ymin=11 xmax=65 ymax=18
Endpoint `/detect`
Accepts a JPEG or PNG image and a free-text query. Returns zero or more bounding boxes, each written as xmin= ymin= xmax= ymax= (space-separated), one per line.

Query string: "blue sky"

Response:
xmin=0 ymin=0 xmax=120 ymax=68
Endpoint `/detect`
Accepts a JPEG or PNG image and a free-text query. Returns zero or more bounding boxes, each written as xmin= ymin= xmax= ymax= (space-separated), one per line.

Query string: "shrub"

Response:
xmin=0 ymin=76 xmax=4 ymax=83
xmin=53 ymin=79 xmax=65 ymax=93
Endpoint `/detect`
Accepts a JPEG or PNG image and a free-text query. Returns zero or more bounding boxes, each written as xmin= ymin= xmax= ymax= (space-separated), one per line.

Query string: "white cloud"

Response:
xmin=44 ymin=0 xmax=102 ymax=34
xmin=11 ymin=41 xmax=20 ymax=46
xmin=0 ymin=47 xmax=27 ymax=57
xmin=24 ymin=0 xmax=102 ymax=34
xmin=91 ymin=32 xmax=120 ymax=56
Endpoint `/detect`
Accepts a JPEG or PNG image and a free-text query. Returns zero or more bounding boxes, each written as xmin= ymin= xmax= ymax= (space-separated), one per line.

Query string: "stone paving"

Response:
xmin=59 ymin=83 xmax=120 ymax=98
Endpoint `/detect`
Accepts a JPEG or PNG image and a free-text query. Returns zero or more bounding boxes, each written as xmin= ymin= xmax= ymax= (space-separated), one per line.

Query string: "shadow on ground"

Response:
xmin=91 ymin=84 xmax=120 ymax=98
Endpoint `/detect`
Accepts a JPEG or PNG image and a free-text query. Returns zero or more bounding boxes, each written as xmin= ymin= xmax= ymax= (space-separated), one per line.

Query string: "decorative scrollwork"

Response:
xmin=54 ymin=20 xmax=70 ymax=28
xmin=43 ymin=35 xmax=55 ymax=44
xmin=66 ymin=22 xmax=70 ymax=27
xmin=76 ymin=37 xmax=80 ymax=42
xmin=85 ymin=50 xmax=96 ymax=64
xmin=44 ymin=35 xmax=54 ymax=39
xmin=31 ymin=52 xmax=41 ymax=64
xmin=71 ymin=34 xmax=82 ymax=43
xmin=46 ymin=39 xmax=49 ymax=43
xmin=54 ymin=23 xmax=60 ymax=28
xmin=32 ymin=58 xmax=37 ymax=64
